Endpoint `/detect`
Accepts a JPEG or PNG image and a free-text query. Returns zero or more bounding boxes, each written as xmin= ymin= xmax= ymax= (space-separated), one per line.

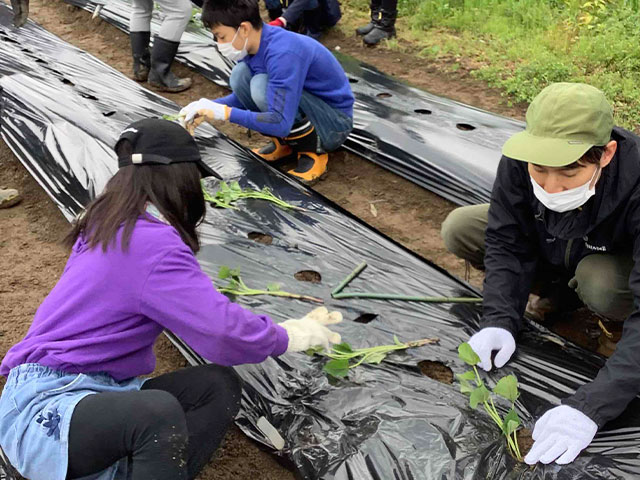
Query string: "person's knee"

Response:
xmin=229 ymin=63 xmax=251 ymax=93
xmin=441 ymin=206 xmax=480 ymax=258
xmin=201 ymin=365 xmax=242 ymax=418
xmin=573 ymin=257 xmax=631 ymax=320
xmin=250 ymin=75 xmax=269 ymax=112
xmin=137 ymin=390 xmax=186 ymax=430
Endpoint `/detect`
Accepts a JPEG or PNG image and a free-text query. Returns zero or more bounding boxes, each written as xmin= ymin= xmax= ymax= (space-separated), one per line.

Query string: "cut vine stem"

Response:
xmin=332 ymin=292 xmax=482 ymax=303
xmin=331 ymin=261 xmax=368 ymax=296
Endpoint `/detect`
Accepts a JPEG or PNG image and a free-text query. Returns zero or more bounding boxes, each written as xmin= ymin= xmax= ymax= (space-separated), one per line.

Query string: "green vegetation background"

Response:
xmin=341 ymin=0 xmax=640 ymax=130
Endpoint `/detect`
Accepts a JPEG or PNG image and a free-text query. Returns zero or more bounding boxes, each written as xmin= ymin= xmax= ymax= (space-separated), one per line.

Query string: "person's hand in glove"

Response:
xmin=179 ymin=99 xmax=231 ymax=135
xmin=279 ymin=307 xmax=342 ymax=352
xmin=524 ymin=405 xmax=597 ymax=465
xmin=467 ymin=327 xmax=516 ymax=371
xmin=268 ymin=17 xmax=287 ymax=28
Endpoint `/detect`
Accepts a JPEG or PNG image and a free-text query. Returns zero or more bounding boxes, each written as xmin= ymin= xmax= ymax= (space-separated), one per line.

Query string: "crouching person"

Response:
xmin=180 ymin=0 xmax=354 ymax=185
xmin=0 ymin=119 xmax=342 ymax=479
xmin=442 ymin=83 xmax=640 ymax=465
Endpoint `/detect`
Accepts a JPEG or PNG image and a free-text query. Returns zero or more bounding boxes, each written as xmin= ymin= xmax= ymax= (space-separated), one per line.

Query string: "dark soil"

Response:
xmin=418 ymin=360 xmax=454 ymax=384
xmin=516 ymin=428 xmax=534 ymax=460
xmin=248 ymin=232 xmax=274 ymax=245
xmin=294 ymin=270 xmax=322 ymax=283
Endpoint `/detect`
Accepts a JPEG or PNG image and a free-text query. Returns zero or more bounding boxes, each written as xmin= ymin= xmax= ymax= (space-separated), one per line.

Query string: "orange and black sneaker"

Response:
xmin=287 ymin=152 xmax=328 ymax=185
xmin=252 ymin=137 xmax=294 ymax=162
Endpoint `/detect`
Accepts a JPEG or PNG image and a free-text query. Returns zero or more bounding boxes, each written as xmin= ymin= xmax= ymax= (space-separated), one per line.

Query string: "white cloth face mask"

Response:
xmin=530 ymin=166 xmax=601 ymax=213
xmin=216 ymin=29 xmax=248 ymax=62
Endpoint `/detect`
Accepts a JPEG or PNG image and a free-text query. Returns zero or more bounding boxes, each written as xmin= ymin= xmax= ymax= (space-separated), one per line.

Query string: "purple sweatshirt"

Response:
xmin=0 ymin=216 xmax=290 ymax=380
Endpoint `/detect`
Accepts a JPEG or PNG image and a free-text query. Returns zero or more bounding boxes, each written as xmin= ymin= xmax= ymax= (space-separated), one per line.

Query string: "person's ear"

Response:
xmin=600 ymin=140 xmax=617 ymax=168
xmin=239 ymin=21 xmax=251 ymax=39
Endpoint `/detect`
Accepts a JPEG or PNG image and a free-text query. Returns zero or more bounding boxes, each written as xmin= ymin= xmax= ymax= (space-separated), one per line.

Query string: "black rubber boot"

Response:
xmin=363 ymin=8 xmax=396 ymax=46
xmin=356 ymin=0 xmax=382 ymax=36
xmin=148 ymin=36 xmax=192 ymax=93
xmin=131 ymin=31 xmax=151 ymax=82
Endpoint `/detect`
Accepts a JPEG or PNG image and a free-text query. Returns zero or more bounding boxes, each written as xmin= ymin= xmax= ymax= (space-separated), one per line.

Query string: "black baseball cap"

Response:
xmin=115 ymin=118 xmax=220 ymax=178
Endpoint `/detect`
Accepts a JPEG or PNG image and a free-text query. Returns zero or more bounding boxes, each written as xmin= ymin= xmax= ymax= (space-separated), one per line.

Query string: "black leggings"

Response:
xmin=66 ymin=364 xmax=241 ymax=480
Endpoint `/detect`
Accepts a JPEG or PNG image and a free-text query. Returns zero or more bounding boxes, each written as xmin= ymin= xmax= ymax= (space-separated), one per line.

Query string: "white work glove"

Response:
xmin=279 ymin=307 xmax=342 ymax=353
xmin=467 ymin=327 xmax=516 ymax=371
xmin=179 ymin=98 xmax=231 ymax=135
xmin=525 ymin=405 xmax=598 ymax=465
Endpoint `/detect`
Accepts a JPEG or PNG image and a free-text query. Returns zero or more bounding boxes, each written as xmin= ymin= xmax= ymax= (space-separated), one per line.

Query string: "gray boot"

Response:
xmin=356 ymin=0 xmax=382 ymax=36
xmin=148 ymin=36 xmax=192 ymax=93
xmin=131 ymin=31 xmax=151 ymax=82
xmin=363 ymin=8 xmax=396 ymax=45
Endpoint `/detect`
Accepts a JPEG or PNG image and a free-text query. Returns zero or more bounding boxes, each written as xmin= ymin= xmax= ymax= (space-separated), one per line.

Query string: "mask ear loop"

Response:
xmin=589 ymin=164 xmax=602 ymax=190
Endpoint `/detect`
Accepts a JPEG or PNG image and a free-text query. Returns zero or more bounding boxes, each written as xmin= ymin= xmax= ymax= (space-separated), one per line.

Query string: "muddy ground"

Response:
xmin=0 ymin=0 xmax=603 ymax=478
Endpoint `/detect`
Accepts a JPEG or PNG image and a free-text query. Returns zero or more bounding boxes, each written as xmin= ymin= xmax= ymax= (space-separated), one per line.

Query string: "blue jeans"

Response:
xmin=229 ymin=62 xmax=352 ymax=152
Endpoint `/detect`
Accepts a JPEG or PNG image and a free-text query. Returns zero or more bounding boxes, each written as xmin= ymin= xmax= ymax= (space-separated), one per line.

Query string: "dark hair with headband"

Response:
xmin=65 ymin=139 xmax=205 ymax=253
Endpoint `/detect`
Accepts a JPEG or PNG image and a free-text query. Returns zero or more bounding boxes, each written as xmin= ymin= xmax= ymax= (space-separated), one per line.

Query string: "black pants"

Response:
xmin=66 ymin=364 xmax=241 ymax=480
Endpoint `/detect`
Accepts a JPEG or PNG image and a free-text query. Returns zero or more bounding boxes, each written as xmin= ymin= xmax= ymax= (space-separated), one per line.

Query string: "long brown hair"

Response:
xmin=65 ymin=139 xmax=206 ymax=253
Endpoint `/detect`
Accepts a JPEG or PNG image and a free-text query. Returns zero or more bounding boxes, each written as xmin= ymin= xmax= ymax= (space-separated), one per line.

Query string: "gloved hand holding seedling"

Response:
xmin=203 ymin=181 xmax=304 ymax=211
xmin=457 ymin=342 xmax=523 ymax=461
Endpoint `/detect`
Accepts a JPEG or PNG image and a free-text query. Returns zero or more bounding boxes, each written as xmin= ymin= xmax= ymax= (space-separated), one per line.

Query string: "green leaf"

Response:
xmin=324 ymin=358 xmax=350 ymax=378
xmin=229 ymin=268 xmax=241 ymax=278
xmin=266 ymin=282 xmax=281 ymax=292
xmin=458 ymin=342 xmax=480 ymax=366
xmin=502 ymin=408 xmax=521 ymax=436
xmin=456 ymin=370 xmax=476 ymax=381
xmin=459 ymin=380 xmax=474 ymax=395
xmin=162 ymin=114 xmax=180 ymax=121
xmin=230 ymin=181 xmax=242 ymax=192
xmin=393 ymin=334 xmax=403 ymax=346
xmin=332 ymin=343 xmax=354 ymax=354
xmin=469 ymin=385 xmax=490 ymax=409
xmin=493 ymin=375 xmax=519 ymax=402
xmin=218 ymin=266 xmax=231 ymax=279
xmin=363 ymin=352 xmax=387 ymax=364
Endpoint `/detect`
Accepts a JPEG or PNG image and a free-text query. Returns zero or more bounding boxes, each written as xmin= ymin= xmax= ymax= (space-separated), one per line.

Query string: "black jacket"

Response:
xmin=483 ymin=127 xmax=640 ymax=427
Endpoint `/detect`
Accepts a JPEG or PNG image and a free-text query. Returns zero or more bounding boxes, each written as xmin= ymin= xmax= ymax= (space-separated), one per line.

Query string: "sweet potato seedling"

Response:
xmin=161 ymin=114 xmax=182 ymax=122
xmin=203 ymin=181 xmax=304 ymax=211
xmin=217 ymin=266 xmax=323 ymax=304
xmin=457 ymin=342 xmax=522 ymax=461
xmin=309 ymin=336 xmax=439 ymax=379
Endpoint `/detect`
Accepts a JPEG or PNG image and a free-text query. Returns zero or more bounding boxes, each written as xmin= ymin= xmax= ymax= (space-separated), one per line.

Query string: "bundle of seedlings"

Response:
xmin=217 ymin=266 xmax=323 ymax=304
xmin=457 ymin=342 xmax=529 ymax=461
xmin=203 ymin=181 xmax=304 ymax=211
xmin=308 ymin=336 xmax=439 ymax=379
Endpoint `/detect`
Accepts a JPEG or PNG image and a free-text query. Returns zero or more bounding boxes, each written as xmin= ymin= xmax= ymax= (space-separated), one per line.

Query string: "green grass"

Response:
xmin=339 ymin=0 xmax=640 ymax=130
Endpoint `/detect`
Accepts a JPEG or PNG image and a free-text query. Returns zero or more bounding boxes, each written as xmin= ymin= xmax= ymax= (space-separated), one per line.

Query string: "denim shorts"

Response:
xmin=0 ymin=364 xmax=145 ymax=480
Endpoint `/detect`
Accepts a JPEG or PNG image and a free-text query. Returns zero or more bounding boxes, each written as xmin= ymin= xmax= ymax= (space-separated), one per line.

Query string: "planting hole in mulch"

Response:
xmin=456 ymin=123 xmax=476 ymax=131
xmin=515 ymin=428 xmax=533 ymax=460
xmin=418 ymin=360 xmax=453 ymax=384
xmin=353 ymin=313 xmax=378 ymax=324
xmin=103 ymin=111 xmax=116 ymax=117
xmin=414 ymin=109 xmax=432 ymax=115
xmin=376 ymin=92 xmax=392 ymax=98
xmin=348 ymin=77 xmax=359 ymax=83
xmin=247 ymin=232 xmax=273 ymax=245
xmin=60 ymin=77 xmax=75 ymax=86
xmin=294 ymin=270 xmax=322 ymax=283
xmin=81 ymin=93 xmax=99 ymax=101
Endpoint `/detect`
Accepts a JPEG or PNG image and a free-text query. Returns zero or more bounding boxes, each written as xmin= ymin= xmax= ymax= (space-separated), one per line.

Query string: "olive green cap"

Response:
xmin=502 ymin=82 xmax=613 ymax=167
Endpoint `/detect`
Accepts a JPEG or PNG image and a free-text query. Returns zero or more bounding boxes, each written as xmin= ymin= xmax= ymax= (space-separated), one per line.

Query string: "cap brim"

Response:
xmin=197 ymin=160 xmax=222 ymax=179
xmin=502 ymin=130 xmax=593 ymax=167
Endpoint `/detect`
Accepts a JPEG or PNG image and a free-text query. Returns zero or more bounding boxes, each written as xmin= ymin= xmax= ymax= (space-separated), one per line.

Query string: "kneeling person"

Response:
xmin=180 ymin=0 xmax=354 ymax=184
